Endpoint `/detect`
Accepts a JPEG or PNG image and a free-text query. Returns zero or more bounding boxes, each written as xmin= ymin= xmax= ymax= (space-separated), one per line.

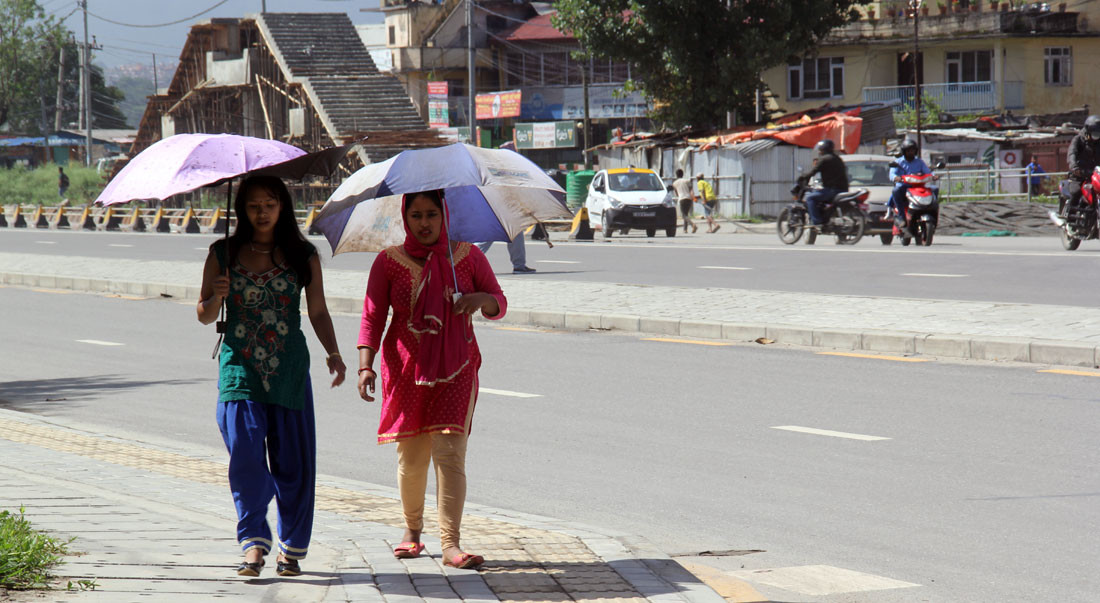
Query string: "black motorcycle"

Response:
xmin=776 ymin=178 xmax=868 ymax=245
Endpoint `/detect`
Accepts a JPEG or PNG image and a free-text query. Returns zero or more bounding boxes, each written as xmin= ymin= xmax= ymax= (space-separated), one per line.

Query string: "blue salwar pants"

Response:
xmin=216 ymin=378 xmax=316 ymax=560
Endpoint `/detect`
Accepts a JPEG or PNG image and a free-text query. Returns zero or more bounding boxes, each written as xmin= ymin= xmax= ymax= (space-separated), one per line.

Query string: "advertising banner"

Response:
xmin=427 ymin=81 xmax=449 ymax=128
xmin=475 ymin=90 xmax=522 ymax=120
xmin=514 ymin=121 xmax=576 ymax=149
xmin=519 ymin=85 xmax=648 ymax=120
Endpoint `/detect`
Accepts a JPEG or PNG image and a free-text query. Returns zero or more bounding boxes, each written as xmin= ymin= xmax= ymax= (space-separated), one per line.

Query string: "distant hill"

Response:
xmin=105 ymin=62 xmax=177 ymax=129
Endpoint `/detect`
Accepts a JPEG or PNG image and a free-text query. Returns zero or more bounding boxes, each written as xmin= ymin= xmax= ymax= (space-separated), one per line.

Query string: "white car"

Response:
xmin=586 ymin=168 xmax=678 ymax=238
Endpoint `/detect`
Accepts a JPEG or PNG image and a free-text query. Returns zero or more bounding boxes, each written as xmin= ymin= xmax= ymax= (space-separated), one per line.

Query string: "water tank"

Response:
xmin=566 ymin=170 xmax=595 ymax=208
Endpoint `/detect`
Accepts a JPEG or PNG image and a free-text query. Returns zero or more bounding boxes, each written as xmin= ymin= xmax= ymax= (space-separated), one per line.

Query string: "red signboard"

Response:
xmin=475 ymin=90 xmax=522 ymax=120
xmin=427 ymin=81 xmax=449 ymax=96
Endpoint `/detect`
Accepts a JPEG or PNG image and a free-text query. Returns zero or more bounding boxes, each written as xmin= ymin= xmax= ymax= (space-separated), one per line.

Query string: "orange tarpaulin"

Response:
xmin=714 ymin=113 xmax=863 ymax=154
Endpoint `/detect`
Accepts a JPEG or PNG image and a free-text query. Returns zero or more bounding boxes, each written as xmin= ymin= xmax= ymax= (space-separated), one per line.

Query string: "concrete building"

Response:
xmin=761 ymin=2 xmax=1097 ymax=118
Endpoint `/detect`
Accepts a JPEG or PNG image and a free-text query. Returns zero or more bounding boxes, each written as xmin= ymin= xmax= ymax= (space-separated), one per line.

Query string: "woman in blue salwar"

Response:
xmin=197 ymin=175 xmax=346 ymax=577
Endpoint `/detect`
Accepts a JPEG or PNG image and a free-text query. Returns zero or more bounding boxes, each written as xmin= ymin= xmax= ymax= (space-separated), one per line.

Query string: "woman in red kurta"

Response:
xmin=357 ymin=190 xmax=506 ymax=570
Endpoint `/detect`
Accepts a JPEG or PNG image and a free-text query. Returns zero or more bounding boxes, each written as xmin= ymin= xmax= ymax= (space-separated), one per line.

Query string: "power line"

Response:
xmin=87 ymin=0 xmax=230 ymax=28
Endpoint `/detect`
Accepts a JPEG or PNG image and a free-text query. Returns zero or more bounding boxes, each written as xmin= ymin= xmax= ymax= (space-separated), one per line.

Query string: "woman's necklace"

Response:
xmin=249 ymin=241 xmax=273 ymax=254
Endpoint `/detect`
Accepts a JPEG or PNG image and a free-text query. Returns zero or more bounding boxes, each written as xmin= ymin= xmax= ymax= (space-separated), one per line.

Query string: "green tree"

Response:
xmin=553 ymin=0 xmax=860 ymax=130
xmin=894 ymin=94 xmax=944 ymax=129
xmin=0 ymin=0 xmax=65 ymax=130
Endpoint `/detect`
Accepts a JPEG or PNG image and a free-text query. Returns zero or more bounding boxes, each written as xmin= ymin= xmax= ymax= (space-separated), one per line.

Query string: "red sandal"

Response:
xmin=443 ymin=552 xmax=484 ymax=569
xmin=393 ymin=542 xmax=426 ymax=559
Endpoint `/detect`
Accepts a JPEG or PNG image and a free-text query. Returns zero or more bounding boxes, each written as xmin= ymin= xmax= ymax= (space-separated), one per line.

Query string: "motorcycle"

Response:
xmin=776 ymin=178 xmax=868 ymax=245
xmin=1050 ymin=166 xmax=1100 ymax=251
xmin=891 ymin=172 xmax=940 ymax=246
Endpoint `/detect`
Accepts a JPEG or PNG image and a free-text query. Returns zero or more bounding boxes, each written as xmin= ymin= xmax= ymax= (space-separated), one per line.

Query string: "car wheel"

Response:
xmin=665 ymin=227 xmax=677 ymax=237
xmin=879 ymin=233 xmax=893 ymax=245
xmin=602 ymin=213 xmax=613 ymax=239
xmin=646 ymin=228 xmax=656 ymax=237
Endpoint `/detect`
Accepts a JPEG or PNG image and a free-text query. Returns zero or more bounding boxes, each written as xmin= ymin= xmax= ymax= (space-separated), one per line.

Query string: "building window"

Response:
xmin=1044 ymin=47 xmax=1072 ymax=86
xmin=787 ymin=56 xmax=843 ymax=100
xmin=388 ymin=26 xmax=395 ymax=45
xmin=945 ymin=50 xmax=992 ymax=83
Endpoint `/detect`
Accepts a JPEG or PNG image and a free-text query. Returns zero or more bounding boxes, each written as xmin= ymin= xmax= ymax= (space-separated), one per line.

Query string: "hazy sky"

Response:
xmin=47 ymin=0 xmax=385 ymax=68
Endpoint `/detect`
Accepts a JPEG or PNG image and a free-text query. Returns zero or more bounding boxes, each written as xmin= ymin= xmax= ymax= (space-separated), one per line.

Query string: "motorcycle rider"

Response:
xmin=1064 ymin=115 xmax=1100 ymax=216
xmin=801 ymin=139 xmax=848 ymax=230
xmin=888 ymin=139 xmax=936 ymax=235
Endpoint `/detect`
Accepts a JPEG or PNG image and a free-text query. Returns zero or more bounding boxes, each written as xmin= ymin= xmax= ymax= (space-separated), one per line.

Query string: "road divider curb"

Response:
xmin=5 ymin=270 xmax=1100 ymax=369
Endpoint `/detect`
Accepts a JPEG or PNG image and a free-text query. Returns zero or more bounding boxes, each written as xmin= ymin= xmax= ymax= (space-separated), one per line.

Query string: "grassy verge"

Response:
xmin=0 ymin=165 xmax=107 ymax=207
xmin=0 ymin=506 xmax=94 ymax=591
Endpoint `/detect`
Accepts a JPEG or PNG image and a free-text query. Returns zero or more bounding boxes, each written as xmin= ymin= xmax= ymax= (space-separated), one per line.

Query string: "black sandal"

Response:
xmin=236 ymin=559 xmax=265 ymax=577
xmin=277 ymin=557 xmax=301 ymax=576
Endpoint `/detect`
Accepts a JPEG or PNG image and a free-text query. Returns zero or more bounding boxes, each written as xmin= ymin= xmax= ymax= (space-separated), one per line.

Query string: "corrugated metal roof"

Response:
xmin=730 ymin=138 xmax=782 ymax=157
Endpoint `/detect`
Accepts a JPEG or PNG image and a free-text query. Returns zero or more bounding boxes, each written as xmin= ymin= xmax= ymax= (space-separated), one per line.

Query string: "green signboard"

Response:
xmin=513 ymin=121 xmax=576 ymax=149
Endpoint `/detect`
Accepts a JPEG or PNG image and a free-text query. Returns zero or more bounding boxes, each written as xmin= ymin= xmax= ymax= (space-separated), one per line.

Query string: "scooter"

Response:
xmin=1049 ymin=166 xmax=1100 ymax=251
xmin=892 ymin=172 xmax=940 ymax=246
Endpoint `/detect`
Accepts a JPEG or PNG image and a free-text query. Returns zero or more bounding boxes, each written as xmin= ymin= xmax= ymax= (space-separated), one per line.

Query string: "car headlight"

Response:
xmin=609 ymin=198 xmax=623 ymax=209
xmin=662 ymin=192 xmax=675 ymax=208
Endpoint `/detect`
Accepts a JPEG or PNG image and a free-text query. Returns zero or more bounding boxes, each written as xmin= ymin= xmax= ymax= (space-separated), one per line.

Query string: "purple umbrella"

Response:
xmin=95 ymin=133 xmax=307 ymax=206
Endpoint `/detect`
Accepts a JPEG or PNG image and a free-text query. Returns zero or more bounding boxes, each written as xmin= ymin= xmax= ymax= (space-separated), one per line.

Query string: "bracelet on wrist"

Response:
xmin=357 ymin=367 xmax=374 ymax=374
xmin=326 ymin=352 xmax=341 ymax=360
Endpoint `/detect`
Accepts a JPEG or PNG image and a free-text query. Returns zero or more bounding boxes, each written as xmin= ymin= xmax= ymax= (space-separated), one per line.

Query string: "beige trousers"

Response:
xmin=396 ymin=432 xmax=468 ymax=550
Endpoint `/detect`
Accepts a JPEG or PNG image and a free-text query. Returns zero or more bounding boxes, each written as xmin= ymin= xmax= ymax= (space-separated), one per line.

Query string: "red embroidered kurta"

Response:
xmin=358 ymin=243 xmax=507 ymax=444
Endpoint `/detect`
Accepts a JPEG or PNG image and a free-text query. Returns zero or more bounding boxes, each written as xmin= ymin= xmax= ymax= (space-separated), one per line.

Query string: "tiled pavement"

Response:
xmin=0 ymin=409 xmax=735 ymax=603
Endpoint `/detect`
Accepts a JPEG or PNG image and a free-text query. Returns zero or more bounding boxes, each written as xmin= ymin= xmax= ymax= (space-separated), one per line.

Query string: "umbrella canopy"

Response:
xmin=95 ymin=133 xmax=307 ymax=206
xmin=313 ymin=143 xmax=570 ymax=254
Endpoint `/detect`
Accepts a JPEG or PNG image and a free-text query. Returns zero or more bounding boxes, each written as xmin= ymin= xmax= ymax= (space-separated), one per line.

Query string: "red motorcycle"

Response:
xmin=889 ymin=172 xmax=939 ymax=246
xmin=1051 ymin=167 xmax=1100 ymax=251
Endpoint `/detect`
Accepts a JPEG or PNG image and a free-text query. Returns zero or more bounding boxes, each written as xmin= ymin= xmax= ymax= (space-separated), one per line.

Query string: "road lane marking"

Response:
xmin=35 ymin=241 xmax=57 ymax=245
xmin=479 ymin=387 xmax=541 ymax=398
xmin=818 ymin=351 xmax=929 ymax=363
xmin=76 ymin=339 xmax=124 ymax=347
xmin=678 ymin=561 xmax=769 ymax=602
xmin=730 ymin=565 xmax=918 ymax=596
xmin=108 ymin=244 xmax=134 ymax=248
xmin=537 ymin=260 xmax=580 ymax=264
xmin=554 ymin=240 xmax=1090 ymax=259
xmin=771 ymin=426 xmax=890 ymax=441
xmin=900 ymin=273 xmax=968 ymax=278
xmin=32 ymin=288 xmax=77 ymax=295
xmin=698 ymin=265 xmax=752 ymax=270
xmin=1038 ymin=369 xmax=1100 ymax=378
xmin=642 ymin=337 xmax=732 ymax=347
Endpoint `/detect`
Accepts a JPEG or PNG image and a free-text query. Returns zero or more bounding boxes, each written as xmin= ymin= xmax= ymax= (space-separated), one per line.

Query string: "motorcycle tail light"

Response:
xmin=857 ymin=191 xmax=870 ymax=202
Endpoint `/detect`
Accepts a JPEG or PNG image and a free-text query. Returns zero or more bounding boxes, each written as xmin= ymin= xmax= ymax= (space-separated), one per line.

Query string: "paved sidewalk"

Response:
xmin=0 ymin=408 xmax=735 ymax=603
xmin=2 ymin=250 xmax=1099 ymax=367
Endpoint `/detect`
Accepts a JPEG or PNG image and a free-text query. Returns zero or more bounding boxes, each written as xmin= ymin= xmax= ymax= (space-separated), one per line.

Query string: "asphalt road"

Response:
xmin=3 ymin=228 xmax=1100 ymax=307
xmin=2 ymin=286 xmax=1097 ymax=602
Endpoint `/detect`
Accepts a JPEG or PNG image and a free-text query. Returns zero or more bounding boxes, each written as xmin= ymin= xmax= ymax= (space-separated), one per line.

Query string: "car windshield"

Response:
xmin=847 ymin=161 xmax=894 ymax=186
xmin=607 ymin=172 xmax=663 ymax=192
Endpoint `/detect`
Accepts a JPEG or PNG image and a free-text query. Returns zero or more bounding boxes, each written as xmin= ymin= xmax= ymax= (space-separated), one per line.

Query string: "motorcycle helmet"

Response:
xmin=1085 ymin=115 xmax=1100 ymax=138
xmin=899 ymin=139 xmax=919 ymax=157
xmin=814 ymin=139 xmax=835 ymax=155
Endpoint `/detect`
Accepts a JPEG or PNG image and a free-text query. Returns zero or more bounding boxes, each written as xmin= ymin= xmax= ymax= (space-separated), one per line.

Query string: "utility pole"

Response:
xmin=153 ymin=53 xmax=158 ymax=91
xmin=82 ymin=0 xmax=92 ymax=166
xmin=262 ymin=0 xmax=266 ymax=12
xmin=54 ymin=44 xmax=66 ymax=132
xmin=909 ymin=0 xmax=923 ymax=155
xmin=581 ymin=56 xmax=590 ymax=168
xmin=466 ymin=0 xmax=475 ymax=145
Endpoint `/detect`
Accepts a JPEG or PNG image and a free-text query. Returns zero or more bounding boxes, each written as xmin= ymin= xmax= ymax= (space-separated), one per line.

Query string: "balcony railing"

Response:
xmin=862 ymin=81 xmax=1024 ymax=114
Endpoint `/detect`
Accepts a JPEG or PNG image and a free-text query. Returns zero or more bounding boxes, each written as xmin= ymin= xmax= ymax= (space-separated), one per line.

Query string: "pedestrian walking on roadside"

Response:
xmin=696 ymin=173 xmax=719 ymax=232
xmin=357 ymin=189 xmax=507 ymax=570
xmin=58 ymin=166 xmax=69 ymax=199
xmin=477 ymin=235 xmax=536 ymax=273
xmin=197 ymin=175 xmax=347 ymax=578
xmin=1026 ymin=157 xmax=1046 ymax=195
xmin=672 ymin=169 xmax=697 ymax=233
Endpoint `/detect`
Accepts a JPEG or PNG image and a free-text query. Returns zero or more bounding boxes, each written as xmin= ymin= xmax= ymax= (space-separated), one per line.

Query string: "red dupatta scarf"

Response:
xmin=402 ymin=192 xmax=469 ymax=386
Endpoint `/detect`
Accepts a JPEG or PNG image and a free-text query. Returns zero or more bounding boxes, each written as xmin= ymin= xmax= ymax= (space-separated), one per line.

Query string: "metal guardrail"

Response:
xmin=936 ymin=166 xmax=1066 ymax=203
xmin=0 ymin=204 xmax=326 ymax=234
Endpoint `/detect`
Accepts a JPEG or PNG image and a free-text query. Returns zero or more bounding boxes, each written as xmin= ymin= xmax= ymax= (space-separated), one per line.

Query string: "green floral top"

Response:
xmin=214 ymin=241 xmax=311 ymax=410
